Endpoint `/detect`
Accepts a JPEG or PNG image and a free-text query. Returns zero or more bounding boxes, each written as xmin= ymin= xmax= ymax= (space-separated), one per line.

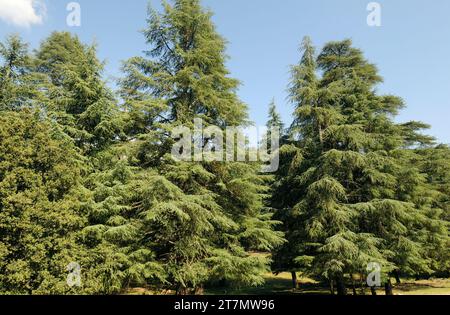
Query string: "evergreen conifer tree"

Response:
xmin=271 ymin=37 xmax=447 ymax=295
xmin=0 ymin=35 xmax=40 ymax=111
xmin=35 ymin=32 xmax=123 ymax=154
xmin=91 ymin=0 xmax=284 ymax=294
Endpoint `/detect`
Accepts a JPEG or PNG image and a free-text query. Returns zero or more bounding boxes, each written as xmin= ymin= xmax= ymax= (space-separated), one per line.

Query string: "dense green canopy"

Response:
xmin=0 ymin=0 xmax=447 ymax=295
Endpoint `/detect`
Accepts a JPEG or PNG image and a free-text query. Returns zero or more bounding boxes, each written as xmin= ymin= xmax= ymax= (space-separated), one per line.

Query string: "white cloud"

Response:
xmin=0 ymin=0 xmax=46 ymax=27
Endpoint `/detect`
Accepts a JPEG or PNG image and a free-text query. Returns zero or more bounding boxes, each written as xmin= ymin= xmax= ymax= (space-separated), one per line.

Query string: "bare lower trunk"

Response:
xmin=384 ymin=279 xmax=393 ymax=296
xmin=370 ymin=286 xmax=377 ymax=296
xmin=330 ymin=280 xmax=335 ymax=295
xmin=352 ymin=279 xmax=357 ymax=296
xmin=336 ymin=276 xmax=347 ymax=296
xmin=291 ymin=271 xmax=298 ymax=289
xmin=318 ymin=123 xmax=324 ymax=147
xmin=393 ymin=270 xmax=401 ymax=284
xmin=176 ymin=287 xmax=189 ymax=295
xmin=359 ymin=274 xmax=366 ymax=295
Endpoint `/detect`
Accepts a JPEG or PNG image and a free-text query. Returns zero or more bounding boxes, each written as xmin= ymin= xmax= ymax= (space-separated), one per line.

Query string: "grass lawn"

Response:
xmin=393 ymin=278 xmax=450 ymax=295
xmin=204 ymin=273 xmax=450 ymax=296
xmin=123 ymin=273 xmax=450 ymax=295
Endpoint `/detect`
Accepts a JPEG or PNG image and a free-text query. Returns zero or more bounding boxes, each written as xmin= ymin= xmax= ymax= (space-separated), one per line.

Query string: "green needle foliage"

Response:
xmin=271 ymin=37 xmax=449 ymax=294
xmin=0 ymin=35 xmax=43 ymax=111
xmin=0 ymin=110 xmax=87 ymax=294
xmin=35 ymin=32 xmax=123 ymax=154
xmin=411 ymin=144 xmax=450 ymax=276
xmin=88 ymin=0 xmax=284 ymax=294
xmin=0 ymin=1 xmax=448 ymax=296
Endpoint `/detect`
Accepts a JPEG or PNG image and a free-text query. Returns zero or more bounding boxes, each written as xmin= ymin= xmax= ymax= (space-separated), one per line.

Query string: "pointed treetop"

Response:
xmin=299 ymin=36 xmax=316 ymax=68
xmin=267 ymin=98 xmax=284 ymax=131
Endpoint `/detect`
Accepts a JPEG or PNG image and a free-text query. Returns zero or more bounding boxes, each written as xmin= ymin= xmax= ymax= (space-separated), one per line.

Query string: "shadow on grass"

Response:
xmin=205 ymin=274 xmax=450 ymax=296
xmin=205 ymin=273 xmax=331 ymax=296
xmin=124 ymin=275 xmax=450 ymax=295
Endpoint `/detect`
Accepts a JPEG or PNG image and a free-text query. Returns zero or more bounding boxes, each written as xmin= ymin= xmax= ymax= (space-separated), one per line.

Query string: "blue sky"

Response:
xmin=1 ymin=0 xmax=449 ymax=143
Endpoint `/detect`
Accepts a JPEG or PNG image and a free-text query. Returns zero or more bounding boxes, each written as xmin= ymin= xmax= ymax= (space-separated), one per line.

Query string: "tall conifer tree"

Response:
xmin=99 ymin=0 xmax=284 ymax=294
xmin=36 ymin=32 xmax=122 ymax=154
xmin=271 ymin=37 xmax=447 ymax=295
xmin=0 ymin=35 xmax=41 ymax=111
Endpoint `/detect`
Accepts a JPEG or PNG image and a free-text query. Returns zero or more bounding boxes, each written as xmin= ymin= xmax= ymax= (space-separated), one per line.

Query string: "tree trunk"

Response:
xmin=393 ymin=270 xmax=401 ymax=284
xmin=330 ymin=280 xmax=335 ymax=295
xmin=370 ymin=286 xmax=377 ymax=296
xmin=317 ymin=122 xmax=324 ymax=148
xmin=359 ymin=274 xmax=366 ymax=295
xmin=291 ymin=271 xmax=298 ymax=289
xmin=336 ymin=276 xmax=347 ymax=296
xmin=352 ymin=279 xmax=357 ymax=296
xmin=176 ymin=286 xmax=189 ymax=295
xmin=384 ymin=279 xmax=393 ymax=296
